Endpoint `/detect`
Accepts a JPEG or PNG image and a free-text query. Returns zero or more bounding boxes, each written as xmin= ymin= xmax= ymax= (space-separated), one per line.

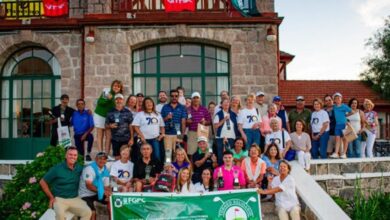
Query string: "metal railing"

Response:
xmin=112 ymin=0 xmax=229 ymax=13
xmin=0 ymin=1 xmax=43 ymax=19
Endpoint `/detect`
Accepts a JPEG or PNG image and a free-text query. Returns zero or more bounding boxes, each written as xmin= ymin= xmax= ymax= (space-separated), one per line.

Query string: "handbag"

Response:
xmin=282 ymin=129 xmax=295 ymax=161
xmin=361 ymin=131 xmax=368 ymax=142
xmin=197 ymin=123 xmax=209 ymax=138
xmin=343 ymin=123 xmax=358 ymax=142
xmin=57 ymin=118 xmax=71 ymax=147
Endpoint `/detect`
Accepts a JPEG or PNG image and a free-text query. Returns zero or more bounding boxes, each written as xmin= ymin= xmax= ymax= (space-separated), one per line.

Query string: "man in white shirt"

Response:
xmin=156 ymin=91 xmax=168 ymax=113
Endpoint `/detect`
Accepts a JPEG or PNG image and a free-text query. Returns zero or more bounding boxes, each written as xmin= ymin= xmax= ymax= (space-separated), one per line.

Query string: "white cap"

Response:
xmin=296 ymin=96 xmax=305 ymax=101
xmin=191 ymin=92 xmax=201 ymax=98
xmin=333 ymin=92 xmax=342 ymax=98
xmin=256 ymin=91 xmax=265 ymax=96
xmin=114 ymin=93 xmax=124 ymax=99
xmin=197 ymin=136 xmax=208 ymax=143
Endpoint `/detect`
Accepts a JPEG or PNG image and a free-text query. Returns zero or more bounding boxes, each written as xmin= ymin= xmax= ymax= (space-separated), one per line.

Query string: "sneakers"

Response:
xmin=329 ymin=153 xmax=339 ymax=159
xmin=107 ymin=155 xmax=115 ymax=161
xmin=85 ymin=154 xmax=92 ymax=161
xmin=340 ymin=154 xmax=347 ymax=159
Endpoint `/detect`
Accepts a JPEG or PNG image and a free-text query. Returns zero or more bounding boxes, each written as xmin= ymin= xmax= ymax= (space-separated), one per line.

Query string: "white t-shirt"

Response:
xmin=311 ymin=110 xmax=330 ymax=133
xmin=110 ymin=160 xmax=134 ymax=183
xmin=78 ymin=165 xmax=110 ymax=198
xmin=271 ymin=175 xmax=300 ymax=211
xmin=238 ymin=108 xmax=262 ymax=129
xmin=156 ymin=103 xmax=166 ymax=114
xmin=132 ymin=111 xmax=165 ymax=139
xmin=179 ymin=182 xmax=196 ymax=194
xmin=193 ymin=182 xmax=211 ymax=193
xmin=265 ymin=130 xmax=291 ymax=151
xmin=213 ymin=110 xmax=236 ymax=139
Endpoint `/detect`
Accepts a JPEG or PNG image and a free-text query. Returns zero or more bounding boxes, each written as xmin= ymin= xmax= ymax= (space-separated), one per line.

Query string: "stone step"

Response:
xmin=309 ymin=157 xmax=390 ymax=176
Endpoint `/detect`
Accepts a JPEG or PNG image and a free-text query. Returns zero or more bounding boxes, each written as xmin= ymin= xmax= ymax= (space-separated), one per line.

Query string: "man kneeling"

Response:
xmin=79 ymin=152 xmax=111 ymax=220
xmin=133 ymin=143 xmax=163 ymax=192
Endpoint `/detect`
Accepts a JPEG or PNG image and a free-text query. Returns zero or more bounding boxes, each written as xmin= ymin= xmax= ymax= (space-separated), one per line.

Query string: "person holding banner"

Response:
xmin=39 ymin=146 xmax=92 ymax=220
xmin=79 ymin=152 xmax=111 ymax=220
xmin=133 ymin=143 xmax=163 ymax=192
xmin=176 ymin=167 xmax=195 ymax=193
xmin=49 ymin=94 xmax=75 ymax=146
xmin=192 ymin=136 xmax=218 ymax=183
xmin=257 ymin=160 xmax=301 ymax=220
xmin=213 ymin=151 xmax=246 ymax=191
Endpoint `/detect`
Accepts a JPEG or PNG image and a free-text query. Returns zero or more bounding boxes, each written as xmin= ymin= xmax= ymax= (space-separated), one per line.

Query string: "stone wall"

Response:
xmin=256 ymin=0 xmax=275 ymax=13
xmin=83 ymin=24 xmax=279 ymax=106
xmin=0 ymin=30 xmax=82 ymax=103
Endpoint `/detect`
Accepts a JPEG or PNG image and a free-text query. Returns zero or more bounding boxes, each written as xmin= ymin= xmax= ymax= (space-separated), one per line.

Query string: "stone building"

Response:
xmin=0 ymin=0 xmax=282 ymax=159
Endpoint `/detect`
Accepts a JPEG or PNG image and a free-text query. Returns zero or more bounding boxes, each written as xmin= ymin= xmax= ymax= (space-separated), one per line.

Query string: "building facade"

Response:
xmin=0 ymin=0 xmax=282 ymax=159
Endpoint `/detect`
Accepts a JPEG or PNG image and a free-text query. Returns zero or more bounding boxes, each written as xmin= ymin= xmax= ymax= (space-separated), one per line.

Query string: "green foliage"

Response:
xmin=0 ymin=146 xmax=84 ymax=219
xmin=360 ymin=16 xmax=390 ymax=99
xmin=332 ymin=178 xmax=390 ymax=220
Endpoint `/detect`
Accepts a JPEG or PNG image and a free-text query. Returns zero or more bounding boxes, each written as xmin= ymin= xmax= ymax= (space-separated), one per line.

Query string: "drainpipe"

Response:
xmin=81 ymin=27 xmax=85 ymax=99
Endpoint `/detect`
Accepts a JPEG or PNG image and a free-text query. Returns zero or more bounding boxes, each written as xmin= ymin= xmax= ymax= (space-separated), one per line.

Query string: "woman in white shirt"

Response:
xmin=132 ymin=97 xmax=165 ymax=162
xmin=194 ymin=168 xmax=214 ymax=193
xmin=347 ymin=98 xmax=365 ymax=158
xmin=238 ymin=94 xmax=262 ymax=150
xmin=310 ymin=98 xmax=330 ymax=159
xmin=265 ymin=118 xmax=291 ymax=158
xmin=290 ymin=120 xmax=311 ymax=171
xmin=257 ymin=160 xmax=300 ymax=220
xmin=175 ymin=167 xmax=195 ymax=193
xmin=110 ymin=145 xmax=134 ymax=192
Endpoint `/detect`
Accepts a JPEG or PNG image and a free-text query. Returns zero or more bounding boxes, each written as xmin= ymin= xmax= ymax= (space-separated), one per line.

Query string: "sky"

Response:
xmin=275 ymin=0 xmax=390 ymax=80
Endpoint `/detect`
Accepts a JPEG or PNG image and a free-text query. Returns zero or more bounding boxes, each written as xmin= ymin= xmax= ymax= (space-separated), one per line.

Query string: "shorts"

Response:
xmin=81 ymin=195 xmax=107 ymax=211
xmin=93 ymin=113 xmax=106 ymax=129
xmin=334 ymin=124 xmax=346 ymax=137
xmin=164 ymin=135 xmax=177 ymax=151
xmin=112 ymin=139 xmax=128 ymax=156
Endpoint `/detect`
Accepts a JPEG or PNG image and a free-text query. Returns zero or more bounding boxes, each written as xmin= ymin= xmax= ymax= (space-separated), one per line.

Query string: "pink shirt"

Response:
xmin=261 ymin=114 xmax=282 ymax=135
xmin=213 ymin=165 xmax=246 ymax=191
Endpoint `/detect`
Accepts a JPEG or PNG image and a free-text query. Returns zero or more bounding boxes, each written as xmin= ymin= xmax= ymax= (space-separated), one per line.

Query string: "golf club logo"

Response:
xmin=114 ymin=198 xmax=122 ymax=208
xmin=213 ymin=196 xmax=257 ymax=220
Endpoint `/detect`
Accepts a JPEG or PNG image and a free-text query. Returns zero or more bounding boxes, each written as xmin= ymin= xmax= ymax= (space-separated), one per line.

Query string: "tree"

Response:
xmin=361 ymin=16 xmax=390 ymax=99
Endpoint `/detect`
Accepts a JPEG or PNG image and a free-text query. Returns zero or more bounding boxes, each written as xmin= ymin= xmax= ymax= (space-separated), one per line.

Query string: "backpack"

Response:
xmin=153 ymin=173 xmax=176 ymax=192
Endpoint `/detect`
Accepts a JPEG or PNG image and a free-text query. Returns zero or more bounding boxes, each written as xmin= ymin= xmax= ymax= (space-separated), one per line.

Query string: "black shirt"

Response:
xmin=191 ymin=151 xmax=214 ymax=183
xmin=51 ymin=104 xmax=75 ymax=129
xmin=133 ymin=158 xmax=163 ymax=179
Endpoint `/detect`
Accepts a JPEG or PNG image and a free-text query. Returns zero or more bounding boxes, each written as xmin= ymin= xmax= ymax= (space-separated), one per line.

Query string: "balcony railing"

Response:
xmin=0 ymin=1 xmax=43 ymax=19
xmin=112 ymin=0 xmax=229 ymax=13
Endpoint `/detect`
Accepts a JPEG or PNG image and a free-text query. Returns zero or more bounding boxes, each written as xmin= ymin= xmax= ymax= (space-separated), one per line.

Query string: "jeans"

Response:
xmin=74 ymin=133 xmax=94 ymax=156
xmin=243 ymin=128 xmax=261 ymax=150
xmin=146 ymin=138 xmax=161 ymax=161
xmin=215 ymin=138 xmax=235 ymax=165
xmin=311 ymin=131 xmax=329 ymax=159
xmin=347 ymin=135 xmax=361 ymax=158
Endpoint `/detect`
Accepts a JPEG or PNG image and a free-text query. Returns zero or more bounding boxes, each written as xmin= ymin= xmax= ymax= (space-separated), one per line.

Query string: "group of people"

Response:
xmin=43 ymin=79 xmax=379 ymax=220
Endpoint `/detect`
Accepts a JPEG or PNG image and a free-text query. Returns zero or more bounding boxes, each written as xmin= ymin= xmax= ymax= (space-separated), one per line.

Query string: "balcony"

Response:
xmin=0 ymin=1 xmax=44 ymax=19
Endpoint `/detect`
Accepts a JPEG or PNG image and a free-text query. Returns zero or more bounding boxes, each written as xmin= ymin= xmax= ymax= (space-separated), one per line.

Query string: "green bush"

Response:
xmin=332 ymin=178 xmax=390 ymax=220
xmin=0 ymin=146 xmax=83 ymax=219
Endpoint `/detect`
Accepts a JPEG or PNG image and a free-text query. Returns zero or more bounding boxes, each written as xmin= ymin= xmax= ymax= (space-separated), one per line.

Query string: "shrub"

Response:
xmin=0 ymin=146 xmax=83 ymax=219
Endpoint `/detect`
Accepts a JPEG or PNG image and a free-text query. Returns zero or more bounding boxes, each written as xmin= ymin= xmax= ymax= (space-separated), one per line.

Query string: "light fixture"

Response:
xmin=85 ymin=29 xmax=95 ymax=43
xmin=266 ymin=26 xmax=277 ymax=42
xmin=179 ymin=54 xmax=184 ymax=58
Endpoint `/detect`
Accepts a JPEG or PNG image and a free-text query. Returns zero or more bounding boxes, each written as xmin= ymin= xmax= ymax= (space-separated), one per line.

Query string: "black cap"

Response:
xmin=136 ymin=93 xmax=144 ymax=97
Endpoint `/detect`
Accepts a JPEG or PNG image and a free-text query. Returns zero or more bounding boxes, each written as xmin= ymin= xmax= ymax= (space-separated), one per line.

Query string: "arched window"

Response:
xmin=1 ymin=47 xmax=61 ymax=158
xmin=133 ymin=43 xmax=229 ymax=105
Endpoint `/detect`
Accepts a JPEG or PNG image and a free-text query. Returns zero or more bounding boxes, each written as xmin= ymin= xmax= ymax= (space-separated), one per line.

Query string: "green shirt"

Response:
xmin=288 ymin=108 xmax=311 ymax=133
xmin=43 ymin=161 xmax=83 ymax=198
xmin=94 ymin=91 xmax=115 ymax=117
xmin=231 ymin=149 xmax=248 ymax=159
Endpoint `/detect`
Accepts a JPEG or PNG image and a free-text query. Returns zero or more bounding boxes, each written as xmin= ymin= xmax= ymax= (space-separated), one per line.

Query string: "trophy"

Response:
xmin=165 ymin=149 xmax=172 ymax=164
xmin=175 ymin=123 xmax=181 ymax=136
xmin=145 ymin=165 xmax=152 ymax=185
xmin=233 ymin=169 xmax=240 ymax=189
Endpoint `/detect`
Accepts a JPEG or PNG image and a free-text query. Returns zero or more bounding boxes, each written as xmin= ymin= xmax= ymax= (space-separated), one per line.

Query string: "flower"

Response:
xmin=31 ymin=211 xmax=37 ymax=218
xmin=22 ymin=202 xmax=31 ymax=210
xmin=29 ymin=177 xmax=37 ymax=184
xmin=36 ymin=152 xmax=44 ymax=157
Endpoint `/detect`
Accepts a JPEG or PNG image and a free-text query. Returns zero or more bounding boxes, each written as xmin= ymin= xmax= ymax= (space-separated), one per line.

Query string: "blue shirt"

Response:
xmin=262 ymin=155 xmax=280 ymax=171
xmin=161 ymin=103 xmax=188 ymax=135
xmin=71 ymin=109 xmax=94 ymax=135
xmin=333 ymin=104 xmax=351 ymax=125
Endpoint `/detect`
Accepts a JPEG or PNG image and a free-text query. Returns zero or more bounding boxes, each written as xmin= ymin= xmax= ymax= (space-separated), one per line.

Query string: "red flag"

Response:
xmin=164 ymin=0 xmax=196 ymax=12
xmin=43 ymin=0 xmax=69 ymax=17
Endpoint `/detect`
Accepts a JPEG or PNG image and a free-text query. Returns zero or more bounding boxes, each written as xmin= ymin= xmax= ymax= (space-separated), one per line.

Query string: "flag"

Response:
xmin=164 ymin=0 xmax=195 ymax=12
xmin=43 ymin=0 xmax=68 ymax=17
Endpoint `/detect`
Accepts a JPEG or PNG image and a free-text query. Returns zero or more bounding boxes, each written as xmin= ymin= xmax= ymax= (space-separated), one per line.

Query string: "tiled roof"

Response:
xmin=279 ymin=80 xmax=390 ymax=107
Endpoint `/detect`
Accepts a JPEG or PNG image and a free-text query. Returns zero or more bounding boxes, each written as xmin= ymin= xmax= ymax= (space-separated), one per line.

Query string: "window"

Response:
xmin=1 ymin=47 xmax=61 ymax=139
xmin=133 ymin=43 xmax=229 ymax=105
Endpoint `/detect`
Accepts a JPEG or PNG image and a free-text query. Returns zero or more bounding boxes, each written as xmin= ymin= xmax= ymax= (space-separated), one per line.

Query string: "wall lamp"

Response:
xmin=266 ymin=26 xmax=277 ymax=42
xmin=85 ymin=29 xmax=95 ymax=43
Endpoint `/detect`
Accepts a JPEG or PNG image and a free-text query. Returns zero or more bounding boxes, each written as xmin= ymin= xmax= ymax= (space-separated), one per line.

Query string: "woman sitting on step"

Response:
xmin=257 ymin=160 xmax=301 ymax=220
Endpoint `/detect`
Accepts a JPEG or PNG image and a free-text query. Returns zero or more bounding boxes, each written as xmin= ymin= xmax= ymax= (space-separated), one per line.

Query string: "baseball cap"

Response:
xmin=273 ymin=96 xmax=281 ymax=102
xmin=197 ymin=136 xmax=208 ymax=143
xmin=96 ymin=152 xmax=108 ymax=159
xmin=191 ymin=92 xmax=201 ymax=98
xmin=333 ymin=92 xmax=342 ymax=98
xmin=114 ymin=93 xmax=124 ymax=99
xmin=256 ymin=91 xmax=265 ymax=97
xmin=296 ymin=96 xmax=305 ymax=101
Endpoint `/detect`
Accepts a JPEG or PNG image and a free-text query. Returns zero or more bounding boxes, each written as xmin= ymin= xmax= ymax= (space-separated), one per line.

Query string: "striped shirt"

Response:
xmin=161 ymin=103 xmax=188 ymax=135
xmin=188 ymin=105 xmax=211 ymax=131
